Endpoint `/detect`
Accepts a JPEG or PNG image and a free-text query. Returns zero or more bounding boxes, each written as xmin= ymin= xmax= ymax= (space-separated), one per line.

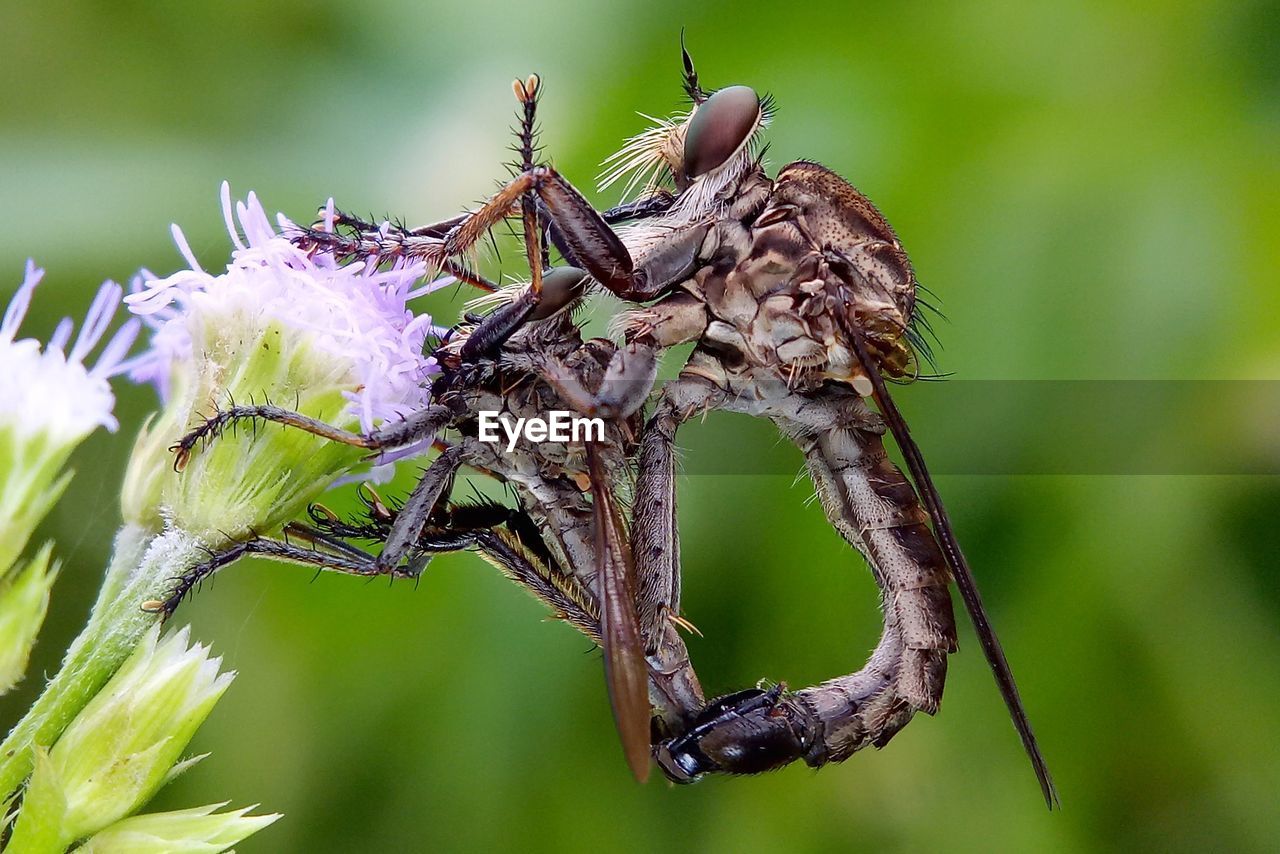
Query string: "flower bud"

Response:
xmin=0 ymin=544 xmax=57 ymax=695
xmin=6 ymin=626 xmax=234 ymax=848
xmin=79 ymin=802 xmax=280 ymax=853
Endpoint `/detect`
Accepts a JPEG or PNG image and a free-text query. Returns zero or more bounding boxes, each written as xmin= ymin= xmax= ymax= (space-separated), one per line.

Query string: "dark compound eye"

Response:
xmin=683 ymin=85 xmax=761 ymax=179
xmin=528 ymin=266 xmax=590 ymax=321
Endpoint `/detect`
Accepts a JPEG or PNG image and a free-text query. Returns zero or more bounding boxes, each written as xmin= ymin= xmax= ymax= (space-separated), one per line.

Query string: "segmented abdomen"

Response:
xmin=789 ymin=420 xmax=958 ymax=763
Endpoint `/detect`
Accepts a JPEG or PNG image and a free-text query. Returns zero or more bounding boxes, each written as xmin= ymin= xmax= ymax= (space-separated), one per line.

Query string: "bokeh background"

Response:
xmin=3 ymin=0 xmax=1279 ymax=850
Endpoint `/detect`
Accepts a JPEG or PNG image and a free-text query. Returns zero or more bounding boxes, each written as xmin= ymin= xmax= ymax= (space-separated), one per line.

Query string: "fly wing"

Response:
xmin=846 ymin=329 xmax=1059 ymax=809
xmin=586 ymin=442 xmax=652 ymax=782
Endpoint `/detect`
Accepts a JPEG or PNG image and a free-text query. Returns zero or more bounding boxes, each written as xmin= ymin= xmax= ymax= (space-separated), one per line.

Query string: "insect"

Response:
xmin=165 ymin=45 xmax=1056 ymax=805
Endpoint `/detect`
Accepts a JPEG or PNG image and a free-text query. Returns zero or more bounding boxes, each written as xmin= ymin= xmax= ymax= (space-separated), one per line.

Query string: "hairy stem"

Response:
xmin=0 ymin=524 xmax=190 ymax=798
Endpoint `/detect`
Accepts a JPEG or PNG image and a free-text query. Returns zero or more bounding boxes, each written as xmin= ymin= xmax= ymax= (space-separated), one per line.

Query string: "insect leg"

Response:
xmin=148 ymin=500 xmax=508 ymax=618
xmin=469 ymin=515 xmax=601 ymax=643
xmin=630 ymin=379 xmax=721 ymax=734
xmin=371 ymin=445 xmax=464 ymax=573
xmin=449 ymin=77 xmax=692 ymax=363
xmin=326 ymin=208 xmax=470 ymax=240
xmin=145 ymin=535 xmax=400 ymax=618
xmin=631 ymin=378 xmax=718 ymax=644
xmin=456 ymin=76 xmax=562 ymax=361
xmin=291 ymin=219 xmax=501 ymax=293
xmin=468 ymin=502 xmax=704 ymax=745
xmin=600 ymin=190 xmax=677 ymax=224
xmin=539 ymin=191 xmax=677 ymax=270
xmin=172 ymin=403 xmax=454 ymax=470
xmin=531 ymin=167 xmax=708 ymax=301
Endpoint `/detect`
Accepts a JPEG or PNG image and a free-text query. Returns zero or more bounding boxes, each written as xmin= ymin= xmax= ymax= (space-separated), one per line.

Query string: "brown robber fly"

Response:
xmin=164 ymin=43 xmax=1056 ymax=806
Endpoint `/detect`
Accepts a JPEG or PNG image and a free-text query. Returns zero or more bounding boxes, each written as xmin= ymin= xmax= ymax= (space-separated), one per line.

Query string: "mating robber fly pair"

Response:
xmin=162 ymin=42 xmax=1056 ymax=804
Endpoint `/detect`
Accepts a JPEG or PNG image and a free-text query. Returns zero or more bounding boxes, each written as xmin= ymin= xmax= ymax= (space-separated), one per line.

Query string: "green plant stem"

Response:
xmin=0 ymin=523 xmax=175 ymax=798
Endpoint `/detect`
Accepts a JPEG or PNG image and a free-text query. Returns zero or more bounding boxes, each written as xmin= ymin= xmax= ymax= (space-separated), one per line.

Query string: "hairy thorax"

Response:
xmin=667 ymin=162 xmax=918 ymax=417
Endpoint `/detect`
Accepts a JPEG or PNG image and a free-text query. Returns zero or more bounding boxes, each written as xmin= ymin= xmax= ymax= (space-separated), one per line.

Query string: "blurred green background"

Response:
xmin=3 ymin=0 xmax=1279 ymax=850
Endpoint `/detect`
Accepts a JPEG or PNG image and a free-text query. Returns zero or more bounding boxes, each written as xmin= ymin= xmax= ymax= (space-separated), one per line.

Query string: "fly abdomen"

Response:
xmin=790 ymin=419 xmax=958 ymax=761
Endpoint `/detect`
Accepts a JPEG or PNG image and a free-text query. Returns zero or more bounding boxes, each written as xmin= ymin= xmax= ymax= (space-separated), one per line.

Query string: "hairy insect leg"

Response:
xmin=372 ymin=445 xmax=464 ymax=573
xmin=325 ymin=208 xmax=470 ymax=241
xmin=297 ymin=189 xmax=674 ymax=298
xmin=531 ymin=166 xmax=707 ymax=302
xmin=631 ymin=377 xmax=718 ymax=644
xmin=317 ymin=484 xmax=639 ymax=704
xmin=453 ymin=76 xmax=688 ymax=363
xmin=147 ymin=499 xmax=514 ymax=618
xmin=458 ymin=75 xmax=559 ymax=361
xmin=469 ymin=518 xmax=602 ymax=643
xmin=464 ymin=503 xmax=705 ymax=745
xmin=293 ymin=215 xmax=501 ymax=293
xmin=513 ymin=74 xmax=546 ymax=296
xmin=628 ymin=378 xmax=723 ymax=735
xmin=144 ymin=535 xmax=402 ymax=618
xmin=172 ymin=403 xmax=454 ymax=470
xmin=448 ymin=160 xmax=706 ymax=361
xmin=540 ymin=191 xmax=676 ymax=271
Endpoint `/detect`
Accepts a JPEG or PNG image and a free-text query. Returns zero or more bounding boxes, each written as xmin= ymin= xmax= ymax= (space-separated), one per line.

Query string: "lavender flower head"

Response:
xmin=126 ymin=183 xmax=447 ymax=430
xmin=120 ymin=183 xmax=451 ymax=540
xmin=0 ymin=261 xmax=139 ymax=577
xmin=0 ymin=260 xmax=138 ymax=443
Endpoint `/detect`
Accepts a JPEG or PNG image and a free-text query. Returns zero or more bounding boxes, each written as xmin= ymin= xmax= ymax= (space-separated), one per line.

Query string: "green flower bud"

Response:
xmin=6 ymin=626 xmax=233 ymax=849
xmin=122 ymin=313 xmax=367 ymax=543
xmin=79 ymin=803 xmax=281 ymax=853
xmin=0 ymin=544 xmax=58 ymax=695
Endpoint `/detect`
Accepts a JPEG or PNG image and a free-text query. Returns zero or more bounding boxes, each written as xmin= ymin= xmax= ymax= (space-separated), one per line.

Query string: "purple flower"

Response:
xmin=125 ymin=182 xmax=453 ymax=433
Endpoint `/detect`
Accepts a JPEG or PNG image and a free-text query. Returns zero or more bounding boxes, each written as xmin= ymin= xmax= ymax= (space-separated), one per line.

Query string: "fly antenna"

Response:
xmin=680 ymin=29 xmax=707 ymax=103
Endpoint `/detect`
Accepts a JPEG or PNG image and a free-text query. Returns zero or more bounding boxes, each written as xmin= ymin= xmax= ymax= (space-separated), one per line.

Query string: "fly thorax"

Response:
xmin=755 ymin=294 xmax=825 ymax=370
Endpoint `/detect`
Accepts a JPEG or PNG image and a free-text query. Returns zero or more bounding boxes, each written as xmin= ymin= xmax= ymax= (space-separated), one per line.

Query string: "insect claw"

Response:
xmin=358 ymin=483 xmax=393 ymax=521
xmin=309 ymin=503 xmax=340 ymax=524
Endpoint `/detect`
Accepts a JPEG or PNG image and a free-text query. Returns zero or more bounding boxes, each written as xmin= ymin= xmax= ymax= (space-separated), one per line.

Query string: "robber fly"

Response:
xmin=167 ymin=45 xmax=1056 ymax=805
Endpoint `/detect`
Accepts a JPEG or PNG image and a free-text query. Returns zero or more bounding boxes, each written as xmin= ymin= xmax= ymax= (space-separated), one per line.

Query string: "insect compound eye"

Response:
xmin=528 ymin=266 xmax=591 ymax=321
xmin=683 ymin=85 xmax=762 ymax=179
